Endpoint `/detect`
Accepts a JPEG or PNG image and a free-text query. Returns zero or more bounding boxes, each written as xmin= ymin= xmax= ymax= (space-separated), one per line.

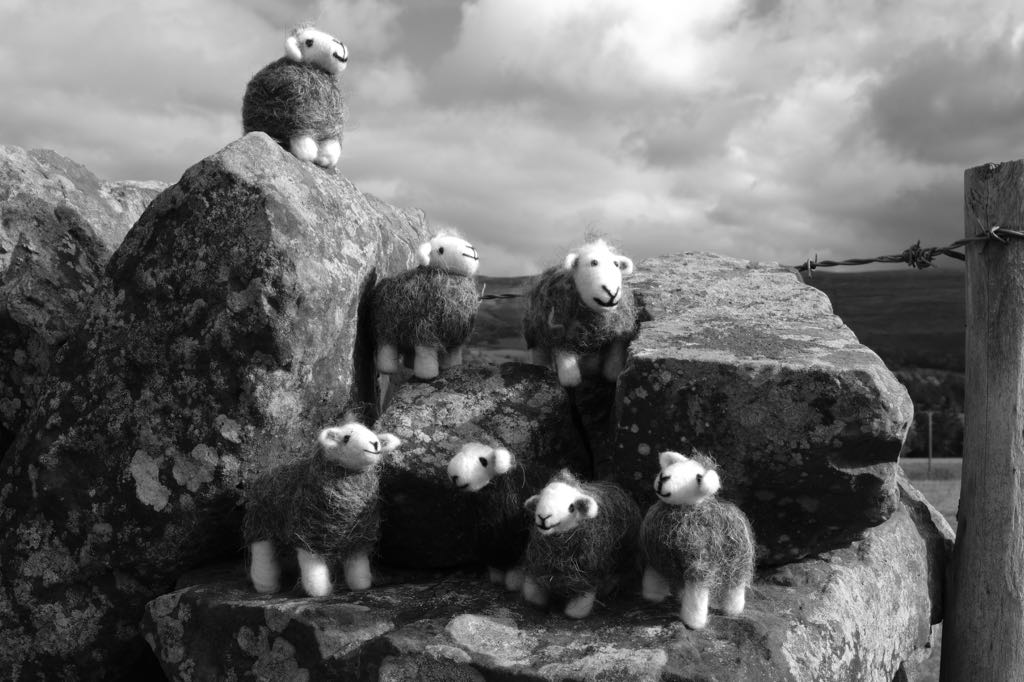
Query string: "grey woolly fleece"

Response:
xmin=372 ymin=266 xmax=479 ymax=349
xmin=242 ymin=57 xmax=345 ymax=144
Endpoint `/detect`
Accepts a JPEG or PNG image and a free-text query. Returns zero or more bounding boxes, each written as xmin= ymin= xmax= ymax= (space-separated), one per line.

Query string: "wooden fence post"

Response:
xmin=940 ymin=161 xmax=1024 ymax=681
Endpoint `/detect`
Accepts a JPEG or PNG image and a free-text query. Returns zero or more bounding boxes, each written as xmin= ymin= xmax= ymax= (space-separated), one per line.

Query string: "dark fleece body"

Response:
xmin=242 ymin=57 xmax=345 ymax=143
xmin=243 ymin=453 xmax=380 ymax=559
xmin=524 ymin=477 xmax=642 ymax=596
xmin=470 ymin=465 xmax=545 ymax=570
xmin=522 ymin=266 xmax=638 ymax=353
xmin=372 ymin=267 xmax=479 ymax=349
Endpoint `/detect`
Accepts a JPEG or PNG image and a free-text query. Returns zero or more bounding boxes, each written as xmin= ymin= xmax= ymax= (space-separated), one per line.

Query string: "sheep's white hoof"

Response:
xmin=316 ymin=138 xmax=341 ymax=168
xmin=554 ymin=351 xmax=582 ymax=387
xmin=504 ymin=567 xmax=525 ymax=592
xmin=564 ymin=592 xmax=596 ymax=619
xmin=249 ymin=540 xmax=281 ymax=594
xmin=722 ymin=583 xmax=747 ymax=616
xmin=440 ymin=345 xmax=464 ymax=370
xmin=344 ymin=553 xmax=372 ymax=591
xmin=289 ymin=135 xmax=318 ymax=162
xmin=680 ymin=583 xmax=710 ymax=630
xmin=297 ymin=548 xmax=333 ymax=597
xmin=641 ymin=566 xmax=670 ymax=603
xmin=487 ymin=567 xmax=504 ymax=585
xmin=376 ymin=345 xmax=400 ymax=374
xmin=413 ymin=346 xmax=440 ymax=380
xmin=522 ymin=577 xmax=548 ymax=607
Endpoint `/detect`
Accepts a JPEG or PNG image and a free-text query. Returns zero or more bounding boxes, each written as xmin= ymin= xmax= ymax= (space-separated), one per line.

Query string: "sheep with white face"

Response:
xmin=640 ymin=451 xmax=756 ymax=630
xmin=243 ymin=422 xmax=401 ymax=598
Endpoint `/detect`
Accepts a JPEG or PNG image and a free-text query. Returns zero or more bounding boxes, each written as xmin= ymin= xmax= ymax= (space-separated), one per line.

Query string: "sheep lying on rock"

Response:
xmin=447 ymin=442 xmax=547 ymax=591
xmin=640 ymin=450 xmax=755 ymax=630
xmin=242 ymin=421 xmax=401 ymax=597
xmin=372 ymin=232 xmax=481 ymax=380
xmin=242 ymin=25 xmax=348 ymax=169
xmin=521 ymin=470 xmax=641 ymax=618
xmin=522 ymin=239 xmax=639 ymax=387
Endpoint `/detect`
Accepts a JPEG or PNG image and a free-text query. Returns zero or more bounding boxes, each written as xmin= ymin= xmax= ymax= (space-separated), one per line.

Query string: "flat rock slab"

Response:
xmin=375 ymin=363 xmax=590 ymax=568
xmin=144 ymin=490 xmax=950 ymax=682
xmin=613 ymin=254 xmax=914 ymax=564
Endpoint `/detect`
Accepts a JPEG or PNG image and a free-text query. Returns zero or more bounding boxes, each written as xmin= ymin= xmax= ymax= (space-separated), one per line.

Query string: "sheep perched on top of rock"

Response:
xmin=242 ymin=25 xmax=348 ymax=169
xmin=521 ymin=470 xmax=641 ymax=619
xmin=447 ymin=442 xmax=548 ymax=592
xmin=242 ymin=420 xmax=401 ymax=597
xmin=522 ymin=239 xmax=639 ymax=387
xmin=640 ymin=450 xmax=755 ymax=630
xmin=372 ymin=232 xmax=481 ymax=380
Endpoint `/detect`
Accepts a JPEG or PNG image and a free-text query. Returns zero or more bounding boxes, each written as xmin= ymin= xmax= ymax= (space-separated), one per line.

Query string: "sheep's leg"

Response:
xmin=315 ymin=138 xmax=341 ymax=169
xmin=679 ymin=582 xmax=710 ymax=630
xmin=439 ymin=345 xmax=464 ymax=370
xmin=413 ymin=345 xmax=440 ymax=380
xmin=343 ymin=552 xmax=372 ymax=591
xmin=504 ymin=566 xmax=525 ymax=592
xmin=641 ymin=565 xmax=671 ymax=603
xmin=249 ymin=540 xmax=281 ymax=594
xmin=521 ymin=576 xmax=548 ymax=608
xmin=564 ymin=591 xmax=596 ymax=619
xmin=601 ymin=338 xmax=628 ymax=382
xmin=289 ymin=135 xmax=318 ymax=163
xmin=553 ymin=350 xmax=582 ymax=387
xmin=721 ymin=581 xmax=748 ymax=616
xmin=376 ymin=344 xmax=400 ymax=374
xmin=487 ymin=566 xmax=504 ymax=585
xmin=297 ymin=548 xmax=333 ymax=597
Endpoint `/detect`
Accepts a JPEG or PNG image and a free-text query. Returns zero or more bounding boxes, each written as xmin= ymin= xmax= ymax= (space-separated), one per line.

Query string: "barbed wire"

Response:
xmin=792 ymin=225 xmax=1024 ymax=275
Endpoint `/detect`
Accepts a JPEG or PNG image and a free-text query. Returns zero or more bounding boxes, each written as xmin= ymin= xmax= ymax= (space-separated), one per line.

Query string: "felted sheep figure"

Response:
xmin=640 ymin=450 xmax=756 ymax=630
xmin=521 ymin=470 xmax=641 ymax=619
xmin=372 ymin=232 xmax=481 ymax=380
xmin=242 ymin=421 xmax=401 ymax=597
xmin=242 ymin=25 xmax=348 ymax=169
xmin=522 ymin=239 xmax=639 ymax=387
xmin=447 ymin=442 xmax=546 ymax=592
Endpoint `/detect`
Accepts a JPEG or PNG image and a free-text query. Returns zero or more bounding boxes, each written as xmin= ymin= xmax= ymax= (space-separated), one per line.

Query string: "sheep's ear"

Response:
xmin=417 ymin=241 xmax=433 ymax=266
xmin=618 ymin=256 xmax=635 ymax=276
xmin=492 ymin=448 xmax=513 ymax=475
xmin=573 ymin=494 xmax=599 ymax=519
xmin=563 ymin=252 xmax=579 ymax=270
xmin=524 ymin=495 xmax=540 ymax=513
xmin=318 ymin=427 xmax=342 ymax=449
xmin=285 ymin=35 xmax=302 ymax=61
xmin=378 ymin=433 xmax=402 ymax=453
xmin=701 ymin=469 xmax=721 ymax=496
xmin=659 ymin=451 xmax=687 ymax=469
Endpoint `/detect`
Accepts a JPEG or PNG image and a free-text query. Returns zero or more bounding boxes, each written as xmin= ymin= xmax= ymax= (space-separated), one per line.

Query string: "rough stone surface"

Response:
xmin=612 ymin=253 xmax=914 ymax=564
xmin=142 ymin=494 xmax=952 ymax=681
xmin=374 ymin=363 xmax=590 ymax=568
xmin=0 ymin=132 xmax=428 ymax=680
xmin=0 ymin=145 xmax=165 ymax=454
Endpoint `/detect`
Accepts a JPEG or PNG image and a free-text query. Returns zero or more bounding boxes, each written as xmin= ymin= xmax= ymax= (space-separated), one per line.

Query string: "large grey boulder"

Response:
xmin=0 ymin=133 xmax=428 ymax=680
xmin=141 ymin=480 xmax=953 ymax=681
xmin=610 ymin=253 xmax=914 ymax=564
xmin=0 ymin=146 xmax=165 ymax=453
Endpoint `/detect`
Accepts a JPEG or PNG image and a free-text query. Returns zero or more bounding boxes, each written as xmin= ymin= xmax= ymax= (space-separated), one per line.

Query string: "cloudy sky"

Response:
xmin=1 ymin=0 xmax=1022 ymax=275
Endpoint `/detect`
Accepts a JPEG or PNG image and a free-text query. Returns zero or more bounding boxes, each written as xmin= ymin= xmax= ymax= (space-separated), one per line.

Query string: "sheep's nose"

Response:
xmin=451 ymin=475 xmax=459 ymax=485
xmin=371 ymin=440 xmax=379 ymax=451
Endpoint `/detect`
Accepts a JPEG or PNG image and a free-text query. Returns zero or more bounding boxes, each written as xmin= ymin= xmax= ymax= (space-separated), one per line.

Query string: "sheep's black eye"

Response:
xmin=305 ymin=38 xmax=314 ymax=47
xmin=613 ymin=261 xmax=619 ymax=267
xmin=696 ymin=473 xmax=703 ymax=485
xmin=478 ymin=456 xmax=488 ymax=467
xmin=438 ymin=247 xmax=445 ymax=254
xmin=568 ymin=503 xmax=575 ymax=513
xmin=590 ymin=259 xmax=598 ymax=266
xmin=342 ymin=434 xmax=351 ymax=443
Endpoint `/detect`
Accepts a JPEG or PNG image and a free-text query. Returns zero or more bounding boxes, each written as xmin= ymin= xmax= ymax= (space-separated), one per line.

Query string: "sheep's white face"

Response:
xmin=564 ymin=240 xmax=634 ymax=313
xmin=447 ymin=442 xmax=514 ymax=492
xmin=418 ymin=234 xmax=480 ymax=276
xmin=654 ymin=451 xmax=721 ymax=507
xmin=285 ymin=27 xmax=349 ymax=75
xmin=318 ymin=423 xmax=401 ymax=470
xmin=524 ymin=481 xmax=598 ymax=535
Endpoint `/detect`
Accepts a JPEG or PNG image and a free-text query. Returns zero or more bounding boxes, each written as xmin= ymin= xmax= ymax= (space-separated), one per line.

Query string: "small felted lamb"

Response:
xmin=447 ymin=442 xmax=546 ymax=591
xmin=640 ymin=451 xmax=756 ymax=630
xmin=521 ymin=470 xmax=641 ymax=619
xmin=522 ymin=239 xmax=639 ymax=387
xmin=372 ymin=232 xmax=481 ymax=380
xmin=243 ymin=421 xmax=401 ymax=597
xmin=242 ymin=26 xmax=348 ymax=169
